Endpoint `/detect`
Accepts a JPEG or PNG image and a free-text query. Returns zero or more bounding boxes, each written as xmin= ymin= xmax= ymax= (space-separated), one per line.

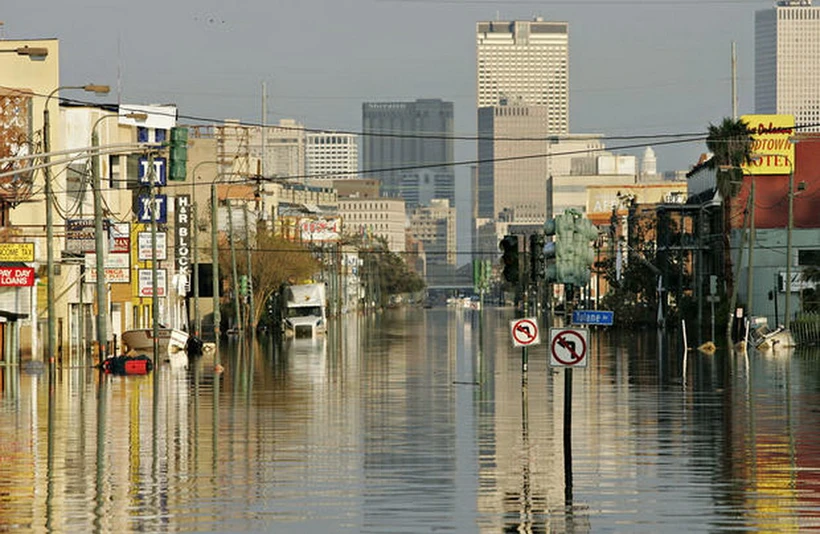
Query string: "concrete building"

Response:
xmin=477 ymin=18 xmax=569 ymax=134
xmin=0 ymin=38 xmax=58 ymax=361
xmin=338 ymin=196 xmax=406 ymax=255
xmin=305 ymin=131 xmax=358 ymax=182
xmin=476 ymin=112 xmax=607 ymax=222
xmin=409 ymin=199 xmax=457 ymax=267
xmin=361 ymin=99 xmax=454 ymax=203
xmin=756 ymin=1 xmax=820 ymax=129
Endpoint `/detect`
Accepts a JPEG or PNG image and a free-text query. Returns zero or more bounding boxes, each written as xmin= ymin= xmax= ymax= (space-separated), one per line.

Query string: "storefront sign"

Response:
xmin=137 ymin=268 xmax=167 ymax=297
xmin=84 ymin=253 xmax=131 ymax=284
xmin=741 ymin=114 xmax=795 ymax=175
xmin=0 ymin=243 xmax=34 ymax=262
xmin=138 ymin=232 xmax=167 ymax=261
xmin=175 ymin=194 xmax=192 ymax=293
xmin=0 ymin=266 xmax=35 ymax=287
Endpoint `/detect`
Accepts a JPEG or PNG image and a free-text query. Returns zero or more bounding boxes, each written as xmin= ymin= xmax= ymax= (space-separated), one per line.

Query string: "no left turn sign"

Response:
xmin=511 ymin=317 xmax=540 ymax=347
xmin=550 ymin=328 xmax=589 ymax=367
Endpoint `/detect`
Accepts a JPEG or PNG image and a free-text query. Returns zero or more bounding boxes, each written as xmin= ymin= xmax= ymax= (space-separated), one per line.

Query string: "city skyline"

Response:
xmin=2 ymin=0 xmax=777 ymax=175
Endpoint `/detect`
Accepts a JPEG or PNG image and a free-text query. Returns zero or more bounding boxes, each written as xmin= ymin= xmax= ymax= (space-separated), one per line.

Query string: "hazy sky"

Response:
xmin=5 ymin=0 xmax=773 ymax=174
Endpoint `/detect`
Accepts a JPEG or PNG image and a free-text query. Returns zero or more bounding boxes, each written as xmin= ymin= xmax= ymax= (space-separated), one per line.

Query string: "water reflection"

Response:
xmin=1 ymin=309 xmax=820 ymax=531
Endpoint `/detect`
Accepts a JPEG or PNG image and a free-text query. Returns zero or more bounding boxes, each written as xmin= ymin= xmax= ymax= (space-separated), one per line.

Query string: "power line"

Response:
xmin=14 ymin=85 xmax=820 ymax=144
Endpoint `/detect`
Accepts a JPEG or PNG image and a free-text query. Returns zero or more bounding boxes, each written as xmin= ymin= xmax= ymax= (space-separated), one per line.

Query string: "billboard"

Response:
xmin=740 ymin=114 xmax=795 ymax=175
xmin=300 ymin=217 xmax=341 ymax=242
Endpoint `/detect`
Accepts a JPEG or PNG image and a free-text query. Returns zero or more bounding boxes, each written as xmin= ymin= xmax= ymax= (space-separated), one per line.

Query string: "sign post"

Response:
xmin=511 ymin=316 xmax=540 ymax=374
xmin=549 ymin=326 xmax=590 ymax=508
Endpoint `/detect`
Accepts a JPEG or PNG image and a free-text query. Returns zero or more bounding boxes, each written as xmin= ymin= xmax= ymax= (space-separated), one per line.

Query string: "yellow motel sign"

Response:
xmin=740 ymin=114 xmax=795 ymax=175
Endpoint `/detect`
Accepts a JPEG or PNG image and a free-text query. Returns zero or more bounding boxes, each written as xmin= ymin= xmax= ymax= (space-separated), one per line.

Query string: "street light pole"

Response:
xmin=91 ymin=111 xmax=146 ymax=363
xmin=785 ymin=167 xmax=794 ymax=331
xmin=42 ymin=84 xmax=109 ymax=367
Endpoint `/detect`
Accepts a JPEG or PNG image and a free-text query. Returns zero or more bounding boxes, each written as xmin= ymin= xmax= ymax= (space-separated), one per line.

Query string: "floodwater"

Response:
xmin=2 ymin=307 xmax=820 ymax=533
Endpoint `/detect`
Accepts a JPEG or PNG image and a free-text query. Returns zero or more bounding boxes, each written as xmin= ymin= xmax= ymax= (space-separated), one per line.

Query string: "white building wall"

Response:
xmin=339 ymin=198 xmax=406 ymax=254
xmin=305 ymin=132 xmax=358 ymax=180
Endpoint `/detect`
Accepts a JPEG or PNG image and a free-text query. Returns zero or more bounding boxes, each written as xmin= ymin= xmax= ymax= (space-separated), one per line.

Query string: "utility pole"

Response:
xmin=43 ymin=104 xmax=56 ymax=368
xmin=210 ymin=183 xmax=221 ymax=362
xmin=149 ymin=152 xmax=160 ymax=364
xmin=227 ymin=199 xmax=242 ymax=333
xmin=726 ymin=191 xmax=752 ymax=344
xmin=785 ymin=167 xmax=794 ymax=331
xmin=731 ymin=42 xmax=738 ymax=120
xmin=91 ymin=129 xmax=108 ymax=363
xmin=192 ymin=202 xmax=200 ymax=337
xmin=746 ymin=177 xmax=756 ymax=321
xmin=244 ymin=206 xmax=255 ymax=332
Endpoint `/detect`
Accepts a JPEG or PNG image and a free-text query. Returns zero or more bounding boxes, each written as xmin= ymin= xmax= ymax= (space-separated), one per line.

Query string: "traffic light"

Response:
xmin=542 ymin=210 xmax=599 ymax=286
xmin=530 ymin=233 xmax=546 ymax=280
xmin=473 ymin=259 xmax=495 ymax=292
xmin=169 ymin=126 xmax=188 ymax=181
xmin=239 ymin=274 xmax=249 ymax=296
xmin=499 ymin=235 xmax=519 ymax=284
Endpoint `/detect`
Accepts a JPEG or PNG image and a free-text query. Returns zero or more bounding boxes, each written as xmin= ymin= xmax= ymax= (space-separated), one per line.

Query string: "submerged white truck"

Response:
xmin=283 ymin=283 xmax=327 ymax=338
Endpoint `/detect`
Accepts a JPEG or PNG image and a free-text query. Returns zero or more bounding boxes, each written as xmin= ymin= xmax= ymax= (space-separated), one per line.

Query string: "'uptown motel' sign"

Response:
xmin=0 ymin=267 xmax=35 ymax=287
xmin=740 ymin=114 xmax=795 ymax=175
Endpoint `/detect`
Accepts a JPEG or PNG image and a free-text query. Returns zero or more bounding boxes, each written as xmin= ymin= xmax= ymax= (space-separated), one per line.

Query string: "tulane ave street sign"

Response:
xmin=571 ymin=310 xmax=614 ymax=326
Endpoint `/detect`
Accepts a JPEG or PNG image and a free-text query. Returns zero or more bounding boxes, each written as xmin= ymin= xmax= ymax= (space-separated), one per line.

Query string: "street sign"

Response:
xmin=511 ymin=317 xmax=540 ymax=347
xmin=550 ymin=328 xmax=589 ymax=368
xmin=571 ymin=310 xmax=614 ymax=326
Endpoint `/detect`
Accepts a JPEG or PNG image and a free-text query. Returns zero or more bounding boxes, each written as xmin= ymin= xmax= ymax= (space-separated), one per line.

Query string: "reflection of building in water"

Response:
xmin=360 ymin=309 xmax=460 ymax=527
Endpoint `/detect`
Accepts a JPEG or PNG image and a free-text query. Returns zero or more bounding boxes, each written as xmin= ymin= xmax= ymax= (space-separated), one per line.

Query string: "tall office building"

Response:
xmin=361 ymin=99 xmax=455 ymax=205
xmin=756 ymin=1 xmax=820 ymax=129
xmin=476 ymin=18 xmax=570 ymax=222
xmin=305 ymin=131 xmax=358 ymax=181
xmin=477 ymin=18 xmax=569 ymax=134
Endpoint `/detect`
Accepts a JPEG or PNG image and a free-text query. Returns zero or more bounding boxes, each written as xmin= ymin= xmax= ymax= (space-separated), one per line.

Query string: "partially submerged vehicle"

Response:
xmin=749 ymin=317 xmax=796 ymax=351
xmin=283 ymin=283 xmax=327 ymax=338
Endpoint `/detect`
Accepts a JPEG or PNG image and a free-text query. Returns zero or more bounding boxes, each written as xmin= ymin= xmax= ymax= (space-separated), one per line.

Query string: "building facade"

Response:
xmin=477 ymin=18 xmax=569 ymax=134
xmin=305 ymin=131 xmax=358 ymax=181
xmin=409 ymin=199 xmax=457 ymax=267
xmin=755 ymin=1 xmax=820 ymax=130
xmin=338 ymin=197 xmax=406 ymax=254
xmin=361 ymin=99 xmax=454 ymax=203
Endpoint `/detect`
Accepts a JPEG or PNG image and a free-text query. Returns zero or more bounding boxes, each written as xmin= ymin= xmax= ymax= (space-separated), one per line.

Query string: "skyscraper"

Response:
xmin=476 ymin=18 xmax=569 ymax=222
xmin=756 ymin=0 xmax=820 ymax=129
xmin=361 ymin=99 xmax=455 ymax=205
xmin=477 ymin=18 xmax=569 ymax=134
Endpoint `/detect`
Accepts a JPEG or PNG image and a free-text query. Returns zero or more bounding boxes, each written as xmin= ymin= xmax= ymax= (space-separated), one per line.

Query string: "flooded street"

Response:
xmin=3 ymin=307 xmax=820 ymax=532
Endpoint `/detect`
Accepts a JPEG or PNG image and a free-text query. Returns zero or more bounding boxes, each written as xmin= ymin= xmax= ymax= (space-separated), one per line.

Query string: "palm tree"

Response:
xmin=704 ymin=118 xmax=754 ymax=308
